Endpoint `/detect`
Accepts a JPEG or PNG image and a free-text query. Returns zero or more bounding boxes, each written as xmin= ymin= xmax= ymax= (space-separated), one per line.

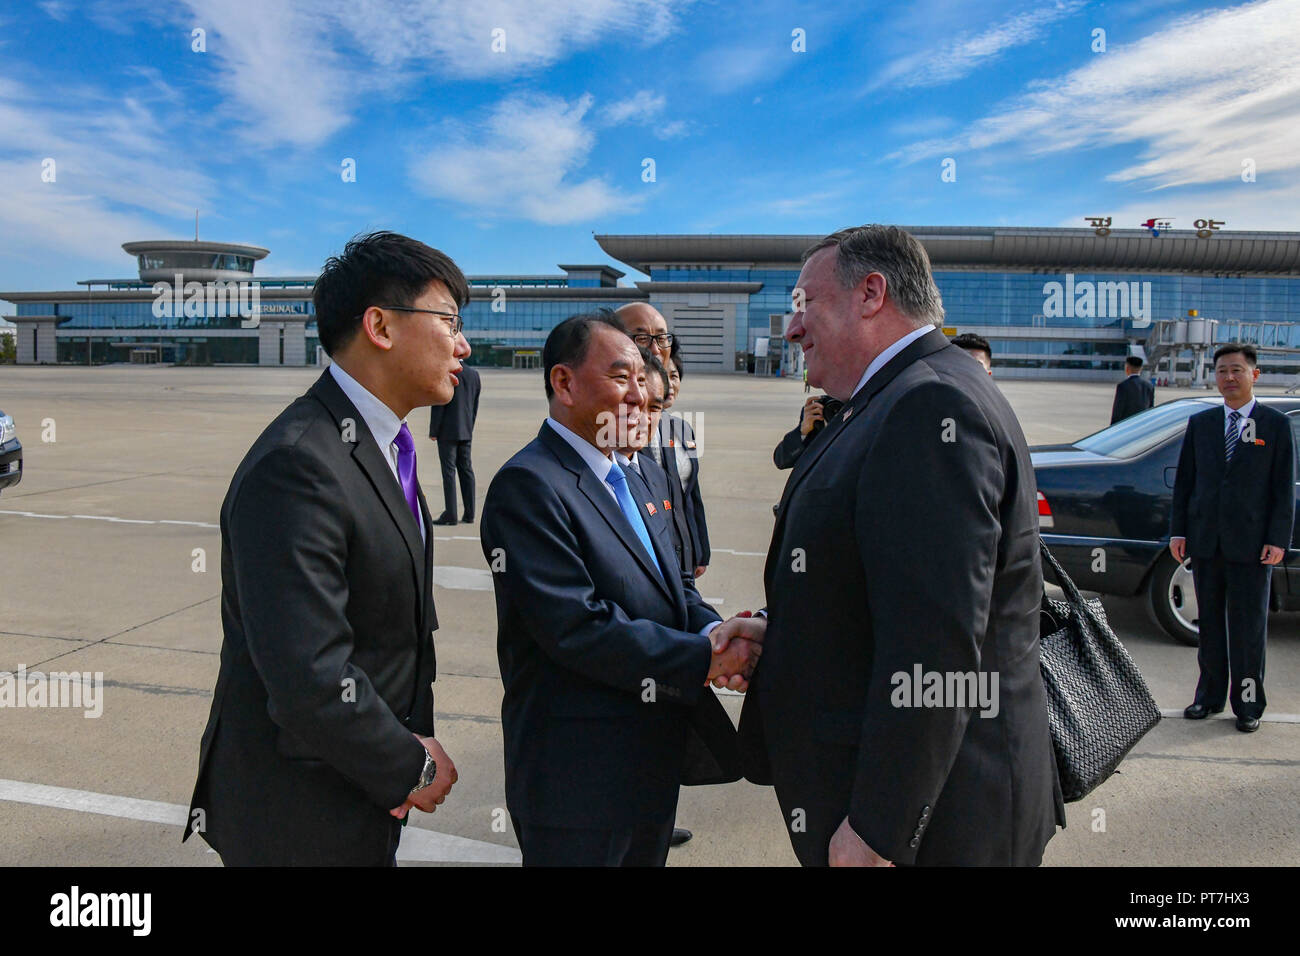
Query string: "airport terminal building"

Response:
xmin=5 ymin=226 xmax=1300 ymax=382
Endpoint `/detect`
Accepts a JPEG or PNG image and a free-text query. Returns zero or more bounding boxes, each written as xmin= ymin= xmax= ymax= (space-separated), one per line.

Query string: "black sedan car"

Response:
xmin=1032 ymin=395 xmax=1300 ymax=646
xmin=0 ymin=408 xmax=20 ymax=494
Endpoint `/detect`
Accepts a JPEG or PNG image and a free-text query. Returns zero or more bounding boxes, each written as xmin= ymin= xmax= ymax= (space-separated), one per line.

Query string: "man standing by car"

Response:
xmin=1111 ymin=356 xmax=1155 ymax=424
xmin=1170 ymin=343 xmax=1294 ymax=733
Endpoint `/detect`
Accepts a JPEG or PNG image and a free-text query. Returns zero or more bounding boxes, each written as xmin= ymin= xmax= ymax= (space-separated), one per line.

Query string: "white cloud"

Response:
xmin=602 ymin=90 xmax=666 ymax=126
xmin=410 ymin=93 xmax=641 ymax=225
xmin=38 ymin=1 xmax=72 ymax=21
xmin=0 ymin=75 xmax=216 ymax=272
xmin=865 ymin=1 xmax=1086 ymax=93
xmin=171 ymin=0 xmax=694 ymax=149
xmin=891 ymin=0 xmax=1300 ymax=209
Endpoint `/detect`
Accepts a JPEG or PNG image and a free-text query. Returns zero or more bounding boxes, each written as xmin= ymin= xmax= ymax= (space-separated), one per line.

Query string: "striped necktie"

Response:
xmin=1225 ymin=409 xmax=1242 ymax=462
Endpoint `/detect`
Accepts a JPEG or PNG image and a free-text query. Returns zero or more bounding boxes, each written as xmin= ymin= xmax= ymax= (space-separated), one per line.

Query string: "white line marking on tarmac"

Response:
xmin=1159 ymin=709 xmax=1299 ymax=723
xmin=0 ymin=511 xmax=770 ymax=558
xmin=0 ymin=779 xmax=521 ymax=865
xmin=0 ymin=509 xmax=217 ymax=529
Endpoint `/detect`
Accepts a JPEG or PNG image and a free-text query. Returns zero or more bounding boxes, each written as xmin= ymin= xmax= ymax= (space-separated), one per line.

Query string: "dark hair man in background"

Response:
xmin=1170 ymin=343 xmax=1294 ymax=733
xmin=187 ymin=231 xmax=468 ymax=865
xmin=951 ymin=333 xmax=992 ymax=375
xmin=733 ymin=224 xmax=1063 ymax=866
xmin=428 ymin=360 xmax=481 ymax=525
xmin=480 ymin=310 xmax=763 ymax=866
xmin=1111 ymin=355 xmax=1155 ymax=424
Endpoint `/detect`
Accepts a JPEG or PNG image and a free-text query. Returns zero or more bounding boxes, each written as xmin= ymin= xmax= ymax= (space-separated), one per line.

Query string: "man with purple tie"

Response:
xmin=186 ymin=232 xmax=470 ymax=865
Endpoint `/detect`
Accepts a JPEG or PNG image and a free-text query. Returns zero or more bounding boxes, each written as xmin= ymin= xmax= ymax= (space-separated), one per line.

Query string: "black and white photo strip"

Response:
xmin=0 ymin=0 xmax=1289 ymax=939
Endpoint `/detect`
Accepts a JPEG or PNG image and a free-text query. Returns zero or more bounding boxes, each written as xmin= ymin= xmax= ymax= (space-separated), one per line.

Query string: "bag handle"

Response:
xmin=1039 ymin=538 xmax=1099 ymax=636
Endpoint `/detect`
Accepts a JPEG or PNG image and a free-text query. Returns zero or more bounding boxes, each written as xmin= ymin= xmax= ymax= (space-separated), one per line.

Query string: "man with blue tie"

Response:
xmin=1170 ymin=343 xmax=1295 ymax=733
xmin=481 ymin=310 xmax=763 ymax=866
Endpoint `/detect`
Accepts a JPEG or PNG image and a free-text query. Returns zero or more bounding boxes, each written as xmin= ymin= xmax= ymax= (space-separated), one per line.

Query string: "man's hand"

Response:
xmin=799 ymin=397 xmax=825 ymax=437
xmin=706 ymin=631 xmax=761 ymax=692
xmin=390 ymin=735 xmax=457 ymax=818
xmin=709 ymin=611 xmax=766 ymax=655
xmin=1169 ymin=536 xmax=1187 ymax=563
xmin=828 ymin=817 xmax=892 ymax=867
xmin=1261 ymin=544 xmax=1285 ymax=565
xmin=694 ymin=565 xmax=707 ymax=579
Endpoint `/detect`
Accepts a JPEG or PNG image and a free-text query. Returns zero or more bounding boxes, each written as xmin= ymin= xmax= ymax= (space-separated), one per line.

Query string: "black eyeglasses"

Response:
xmin=631 ymin=332 xmax=674 ymax=347
xmin=363 ymin=305 xmax=464 ymax=336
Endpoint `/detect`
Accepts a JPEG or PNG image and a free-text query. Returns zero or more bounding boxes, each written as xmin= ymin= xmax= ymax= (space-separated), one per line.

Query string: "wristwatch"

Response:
xmin=411 ymin=750 xmax=437 ymax=794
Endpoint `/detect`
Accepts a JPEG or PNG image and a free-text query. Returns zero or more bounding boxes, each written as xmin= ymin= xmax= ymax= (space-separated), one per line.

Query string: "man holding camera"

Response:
xmin=773 ymin=394 xmax=844 ymax=470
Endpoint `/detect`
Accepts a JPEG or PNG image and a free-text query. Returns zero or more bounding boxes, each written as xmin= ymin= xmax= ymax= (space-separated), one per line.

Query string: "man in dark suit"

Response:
xmin=480 ymin=311 xmax=762 ymax=866
xmin=428 ymin=362 xmax=481 ymax=524
xmin=1169 ymin=343 xmax=1294 ymax=733
xmin=616 ymin=303 xmax=711 ymax=580
xmin=185 ymin=232 xmax=468 ymax=865
xmin=1111 ymin=356 xmax=1155 ymax=424
xmin=729 ymin=225 xmax=1064 ymax=866
xmin=618 ymin=348 xmax=690 ymax=576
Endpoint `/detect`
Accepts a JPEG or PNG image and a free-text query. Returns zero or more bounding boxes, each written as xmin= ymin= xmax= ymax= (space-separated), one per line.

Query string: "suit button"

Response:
xmin=909 ymin=837 xmax=920 ymax=848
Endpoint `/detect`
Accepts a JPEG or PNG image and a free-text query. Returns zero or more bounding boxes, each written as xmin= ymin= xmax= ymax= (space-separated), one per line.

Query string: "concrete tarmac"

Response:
xmin=0 ymin=365 xmax=1295 ymax=866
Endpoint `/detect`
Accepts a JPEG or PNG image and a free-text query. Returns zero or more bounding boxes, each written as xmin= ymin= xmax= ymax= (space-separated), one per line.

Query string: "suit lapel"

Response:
xmin=309 ymin=371 xmax=425 ymax=596
xmin=626 ymin=462 xmax=687 ymax=621
xmin=539 ymin=425 xmax=676 ymax=603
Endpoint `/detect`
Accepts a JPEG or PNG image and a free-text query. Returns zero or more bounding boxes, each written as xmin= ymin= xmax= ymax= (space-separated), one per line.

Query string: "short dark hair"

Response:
xmin=542 ymin=309 xmax=628 ymax=399
xmin=313 ymin=231 xmax=469 ymax=356
xmin=641 ymin=346 xmax=669 ymax=398
xmin=1213 ymin=342 xmax=1257 ymax=367
xmin=669 ymin=351 xmax=684 ymax=379
xmin=1125 ymin=355 xmax=1144 ymax=370
xmin=951 ymin=333 xmax=991 ymax=358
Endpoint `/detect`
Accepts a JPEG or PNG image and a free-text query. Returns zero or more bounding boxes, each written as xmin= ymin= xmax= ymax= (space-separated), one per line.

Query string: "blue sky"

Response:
xmin=1 ymin=0 xmax=1296 ymax=293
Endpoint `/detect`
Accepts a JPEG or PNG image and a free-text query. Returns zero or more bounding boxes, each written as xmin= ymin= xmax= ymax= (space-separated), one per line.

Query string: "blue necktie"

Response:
xmin=1225 ymin=409 xmax=1241 ymax=462
xmin=605 ymin=462 xmax=664 ymax=582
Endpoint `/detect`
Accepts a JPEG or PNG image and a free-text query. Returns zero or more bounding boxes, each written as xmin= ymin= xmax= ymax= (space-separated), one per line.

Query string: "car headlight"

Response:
xmin=0 ymin=415 xmax=15 ymax=444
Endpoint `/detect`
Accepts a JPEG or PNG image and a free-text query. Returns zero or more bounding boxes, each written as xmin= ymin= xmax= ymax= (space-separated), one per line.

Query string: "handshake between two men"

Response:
xmin=704 ymin=610 xmax=767 ymax=692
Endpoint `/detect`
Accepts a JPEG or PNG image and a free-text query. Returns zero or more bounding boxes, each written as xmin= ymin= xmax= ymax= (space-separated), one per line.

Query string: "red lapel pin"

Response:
xmin=663 ymin=499 xmax=672 ymax=511
xmin=645 ymin=502 xmax=657 ymax=515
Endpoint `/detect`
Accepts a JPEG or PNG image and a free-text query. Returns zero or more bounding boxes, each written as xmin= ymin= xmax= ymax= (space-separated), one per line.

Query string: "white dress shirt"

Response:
xmin=1226 ymin=397 xmax=1256 ymax=437
xmin=848 ymin=324 xmax=935 ymax=401
xmin=329 ymin=362 xmax=426 ymax=543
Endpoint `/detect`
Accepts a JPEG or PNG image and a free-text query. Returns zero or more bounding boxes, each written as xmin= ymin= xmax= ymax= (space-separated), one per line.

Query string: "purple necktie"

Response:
xmin=393 ymin=423 xmax=422 ymax=526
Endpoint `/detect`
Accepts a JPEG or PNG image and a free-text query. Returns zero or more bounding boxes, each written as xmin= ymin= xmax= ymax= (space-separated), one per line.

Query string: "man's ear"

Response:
xmin=360 ymin=306 xmax=395 ymax=352
xmin=857 ymin=272 xmax=887 ymax=319
xmin=550 ymin=364 xmax=576 ymax=407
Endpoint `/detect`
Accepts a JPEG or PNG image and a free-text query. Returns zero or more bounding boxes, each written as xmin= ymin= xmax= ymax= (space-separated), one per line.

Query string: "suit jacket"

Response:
xmin=1110 ymin=374 xmax=1155 ymax=424
xmin=635 ymin=453 xmax=691 ymax=576
xmin=1170 ymin=401 xmax=1295 ymax=562
xmin=738 ymin=328 xmax=1063 ymax=866
xmin=186 ymin=370 xmax=437 ymax=865
xmin=428 ymin=365 xmax=481 ymax=442
xmin=658 ymin=413 xmax=710 ymax=567
xmin=480 ymin=423 xmax=740 ymax=829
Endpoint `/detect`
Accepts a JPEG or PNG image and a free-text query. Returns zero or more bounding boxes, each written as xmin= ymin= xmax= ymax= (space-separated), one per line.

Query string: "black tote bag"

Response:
xmin=1038 ymin=540 xmax=1162 ymax=802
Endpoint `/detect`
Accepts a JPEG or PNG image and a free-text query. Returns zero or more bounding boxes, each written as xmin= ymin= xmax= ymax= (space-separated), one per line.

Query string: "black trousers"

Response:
xmin=217 ymin=817 xmax=402 ymax=867
xmin=1191 ymin=552 xmax=1270 ymax=719
xmin=511 ymin=815 xmax=674 ymax=867
xmin=436 ymin=440 xmax=475 ymax=520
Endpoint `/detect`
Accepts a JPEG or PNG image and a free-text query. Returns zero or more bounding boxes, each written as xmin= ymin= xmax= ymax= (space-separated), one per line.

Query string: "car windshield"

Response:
xmin=1074 ymin=401 xmax=1208 ymax=459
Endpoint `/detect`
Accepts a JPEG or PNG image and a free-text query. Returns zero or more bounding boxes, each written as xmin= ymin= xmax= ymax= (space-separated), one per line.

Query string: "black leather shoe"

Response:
xmin=1236 ymin=717 xmax=1260 ymax=733
xmin=670 ymin=827 xmax=692 ymax=847
xmin=1183 ymin=703 xmax=1223 ymax=719
xmin=461 ymin=515 xmax=475 ymax=524
xmin=432 ymin=514 xmax=458 ymax=526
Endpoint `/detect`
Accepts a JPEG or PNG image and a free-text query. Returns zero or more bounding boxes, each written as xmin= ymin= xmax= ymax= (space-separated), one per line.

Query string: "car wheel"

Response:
xmin=1147 ymin=552 xmax=1199 ymax=646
